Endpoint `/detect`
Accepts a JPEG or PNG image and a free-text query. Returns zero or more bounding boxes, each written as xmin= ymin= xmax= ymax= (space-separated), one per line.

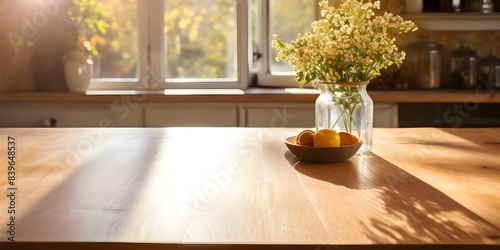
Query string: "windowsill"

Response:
xmin=0 ymin=88 xmax=499 ymax=104
xmin=84 ymin=87 xmax=320 ymax=96
xmin=85 ymin=87 xmax=321 ymax=95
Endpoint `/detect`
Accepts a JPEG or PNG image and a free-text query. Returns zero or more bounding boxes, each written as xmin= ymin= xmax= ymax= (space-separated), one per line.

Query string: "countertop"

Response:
xmin=0 ymin=88 xmax=499 ymax=103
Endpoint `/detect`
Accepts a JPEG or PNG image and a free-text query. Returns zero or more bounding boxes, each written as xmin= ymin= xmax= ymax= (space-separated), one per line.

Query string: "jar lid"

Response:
xmin=451 ymin=41 xmax=477 ymax=56
xmin=479 ymin=53 xmax=500 ymax=66
xmin=408 ymin=37 xmax=443 ymax=50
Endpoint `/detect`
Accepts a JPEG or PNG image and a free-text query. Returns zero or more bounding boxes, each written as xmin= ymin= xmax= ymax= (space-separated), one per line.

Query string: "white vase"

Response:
xmin=63 ymin=51 xmax=93 ymax=93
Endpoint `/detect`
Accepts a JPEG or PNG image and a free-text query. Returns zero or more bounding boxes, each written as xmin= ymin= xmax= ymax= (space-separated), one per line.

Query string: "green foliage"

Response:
xmin=68 ymin=0 xmax=109 ymax=56
xmin=93 ymin=0 xmax=137 ymax=78
xmin=164 ymin=0 xmax=237 ymax=78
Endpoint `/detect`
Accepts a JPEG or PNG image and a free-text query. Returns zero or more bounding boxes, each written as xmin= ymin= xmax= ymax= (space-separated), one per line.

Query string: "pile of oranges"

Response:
xmin=296 ymin=129 xmax=358 ymax=147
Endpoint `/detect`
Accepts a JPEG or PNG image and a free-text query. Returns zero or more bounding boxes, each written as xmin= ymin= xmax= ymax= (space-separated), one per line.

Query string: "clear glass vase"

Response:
xmin=315 ymin=82 xmax=373 ymax=153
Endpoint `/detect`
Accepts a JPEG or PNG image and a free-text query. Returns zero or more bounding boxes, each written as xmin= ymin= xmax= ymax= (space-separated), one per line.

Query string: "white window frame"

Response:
xmin=88 ymin=0 xmax=148 ymax=91
xmin=88 ymin=0 xmax=251 ymax=91
xmin=256 ymin=0 xmax=321 ymax=88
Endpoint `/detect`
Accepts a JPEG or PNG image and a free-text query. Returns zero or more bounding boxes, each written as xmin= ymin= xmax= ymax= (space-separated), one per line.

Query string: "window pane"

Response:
xmin=164 ymin=0 xmax=238 ymax=80
xmin=93 ymin=0 xmax=138 ymax=79
xmin=270 ymin=0 xmax=315 ymax=74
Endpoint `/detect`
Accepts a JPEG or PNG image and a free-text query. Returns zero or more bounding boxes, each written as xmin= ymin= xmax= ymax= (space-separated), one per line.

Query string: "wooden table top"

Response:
xmin=0 ymin=127 xmax=499 ymax=249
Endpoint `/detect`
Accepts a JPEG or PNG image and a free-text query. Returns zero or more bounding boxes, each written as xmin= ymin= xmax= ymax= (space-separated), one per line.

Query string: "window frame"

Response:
xmin=88 ymin=0 xmax=149 ymax=91
xmin=88 ymin=0 xmax=251 ymax=91
xmin=256 ymin=0 xmax=321 ymax=88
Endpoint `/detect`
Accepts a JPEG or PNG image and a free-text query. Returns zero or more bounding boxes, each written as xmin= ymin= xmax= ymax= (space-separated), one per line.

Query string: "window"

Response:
xmin=89 ymin=0 xmax=249 ymax=90
xmin=257 ymin=0 xmax=318 ymax=87
xmin=160 ymin=0 xmax=250 ymax=89
xmin=86 ymin=0 xmax=316 ymax=90
xmin=163 ymin=0 xmax=238 ymax=80
xmin=92 ymin=0 xmax=139 ymax=80
xmin=87 ymin=0 xmax=146 ymax=90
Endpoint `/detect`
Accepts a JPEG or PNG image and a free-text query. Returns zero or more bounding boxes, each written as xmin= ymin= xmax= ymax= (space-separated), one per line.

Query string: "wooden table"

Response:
xmin=0 ymin=127 xmax=499 ymax=249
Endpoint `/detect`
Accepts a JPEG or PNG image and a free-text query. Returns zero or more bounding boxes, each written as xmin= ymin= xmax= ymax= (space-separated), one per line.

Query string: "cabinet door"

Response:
xmin=373 ymin=103 xmax=398 ymax=128
xmin=244 ymin=104 xmax=315 ymax=128
xmin=0 ymin=104 xmax=141 ymax=127
xmin=244 ymin=103 xmax=397 ymax=128
xmin=144 ymin=105 xmax=238 ymax=127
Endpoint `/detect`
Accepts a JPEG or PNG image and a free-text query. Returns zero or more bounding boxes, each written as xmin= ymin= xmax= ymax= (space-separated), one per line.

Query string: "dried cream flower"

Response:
xmin=272 ymin=0 xmax=417 ymax=87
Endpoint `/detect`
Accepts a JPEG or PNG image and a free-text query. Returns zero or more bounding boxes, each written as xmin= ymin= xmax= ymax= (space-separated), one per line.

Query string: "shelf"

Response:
xmin=403 ymin=13 xmax=500 ymax=30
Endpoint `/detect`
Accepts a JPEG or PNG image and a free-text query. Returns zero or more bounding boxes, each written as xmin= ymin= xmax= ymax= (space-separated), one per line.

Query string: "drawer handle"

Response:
xmin=42 ymin=118 xmax=57 ymax=127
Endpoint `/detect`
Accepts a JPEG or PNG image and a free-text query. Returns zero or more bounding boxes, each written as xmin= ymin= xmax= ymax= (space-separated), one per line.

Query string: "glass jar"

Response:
xmin=315 ymin=82 xmax=373 ymax=153
xmin=481 ymin=0 xmax=494 ymax=13
xmin=450 ymin=41 xmax=478 ymax=89
xmin=404 ymin=0 xmax=423 ymax=13
xmin=404 ymin=37 xmax=442 ymax=89
xmin=478 ymin=52 xmax=500 ymax=89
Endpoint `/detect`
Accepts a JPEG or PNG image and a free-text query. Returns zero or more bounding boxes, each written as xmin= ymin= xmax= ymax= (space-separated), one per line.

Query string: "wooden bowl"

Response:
xmin=284 ymin=136 xmax=362 ymax=163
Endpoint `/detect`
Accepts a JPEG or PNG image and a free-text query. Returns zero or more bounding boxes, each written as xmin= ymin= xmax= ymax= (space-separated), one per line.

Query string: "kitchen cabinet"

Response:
xmin=373 ymin=103 xmax=399 ymax=128
xmin=243 ymin=103 xmax=316 ymax=128
xmin=244 ymin=103 xmax=398 ymax=128
xmin=0 ymin=102 xmax=400 ymax=128
xmin=144 ymin=104 xmax=239 ymax=127
xmin=0 ymin=104 xmax=141 ymax=127
xmin=15 ymin=89 xmax=497 ymax=129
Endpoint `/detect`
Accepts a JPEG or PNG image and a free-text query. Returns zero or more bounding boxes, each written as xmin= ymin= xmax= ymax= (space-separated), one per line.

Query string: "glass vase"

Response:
xmin=315 ymin=82 xmax=373 ymax=153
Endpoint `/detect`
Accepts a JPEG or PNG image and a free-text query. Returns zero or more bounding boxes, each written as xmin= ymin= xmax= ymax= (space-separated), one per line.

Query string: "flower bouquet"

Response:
xmin=272 ymin=0 xmax=417 ymax=153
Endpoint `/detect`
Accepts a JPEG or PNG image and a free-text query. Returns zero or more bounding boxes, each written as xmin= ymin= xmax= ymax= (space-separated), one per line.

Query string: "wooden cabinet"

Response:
xmin=243 ymin=103 xmax=398 ymax=128
xmin=373 ymin=103 xmax=399 ymax=128
xmin=144 ymin=104 xmax=238 ymax=127
xmin=0 ymin=104 xmax=141 ymax=127
xmin=243 ymin=103 xmax=315 ymax=128
xmin=0 ymin=98 xmax=400 ymax=128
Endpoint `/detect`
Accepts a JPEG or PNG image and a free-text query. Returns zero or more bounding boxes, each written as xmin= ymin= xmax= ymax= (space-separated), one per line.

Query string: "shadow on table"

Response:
xmin=15 ymin=129 xmax=165 ymax=241
xmin=284 ymin=151 xmax=370 ymax=189
xmin=285 ymin=151 xmax=500 ymax=244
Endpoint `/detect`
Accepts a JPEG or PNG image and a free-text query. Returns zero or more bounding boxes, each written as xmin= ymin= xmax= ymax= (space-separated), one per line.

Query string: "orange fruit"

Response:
xmin=313 ymin=129 xmax=340 ymax=147
xmin=339 ymin=132 xmax=359 ymax=146
xmin=296 ymin=130 xmax=315 ymax=146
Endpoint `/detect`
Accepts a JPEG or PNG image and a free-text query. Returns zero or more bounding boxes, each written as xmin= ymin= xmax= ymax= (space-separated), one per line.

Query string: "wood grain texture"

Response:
xmin=0 ymin=127 xmax=499 ymax=249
